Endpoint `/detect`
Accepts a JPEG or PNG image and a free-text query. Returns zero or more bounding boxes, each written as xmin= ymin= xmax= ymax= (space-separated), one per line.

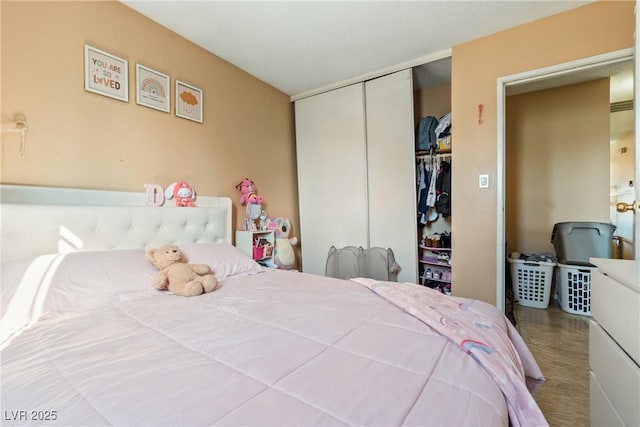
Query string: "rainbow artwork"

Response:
xmin=136 ymin=65 xmax=170 ymax=112
xmin=140 ymin=77 xmax=166 ymax=102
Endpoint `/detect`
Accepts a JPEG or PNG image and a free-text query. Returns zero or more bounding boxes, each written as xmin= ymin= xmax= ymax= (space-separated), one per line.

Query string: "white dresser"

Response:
xmin=589 ymin=259 xmax=639 ymax=427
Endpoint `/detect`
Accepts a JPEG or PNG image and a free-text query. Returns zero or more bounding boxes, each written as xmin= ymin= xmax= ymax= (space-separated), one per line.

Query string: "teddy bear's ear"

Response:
xmin=145 ymin=249 xmax=156 ymax=263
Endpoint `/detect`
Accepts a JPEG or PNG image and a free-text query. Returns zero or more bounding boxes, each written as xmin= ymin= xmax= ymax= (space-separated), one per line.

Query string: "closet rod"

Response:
xmin=416 ymin=153 xmax=452 ymax=160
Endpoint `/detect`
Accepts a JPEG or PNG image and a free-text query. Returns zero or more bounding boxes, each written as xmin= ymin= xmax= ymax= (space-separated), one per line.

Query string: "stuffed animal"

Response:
xmin=146 ymin=245 xmax=219 ymax=296
xmin=235 ymin=178 xmax=263 ymax=205
xmin=267 ymin=217 xmax=298 ymax=269
xmin=165 ymin=181 xmax=196 ymax=207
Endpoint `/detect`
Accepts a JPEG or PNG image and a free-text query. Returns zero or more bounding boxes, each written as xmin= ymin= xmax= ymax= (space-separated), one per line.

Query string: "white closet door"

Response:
xmin=365 ymin=69 xmax=418 ymax=283
xmin=295 ymin=84 xmax=369 ymax=275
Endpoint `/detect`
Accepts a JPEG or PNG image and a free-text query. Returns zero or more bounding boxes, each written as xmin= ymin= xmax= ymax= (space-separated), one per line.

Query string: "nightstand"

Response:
xmin=235 ymin=230 xmax=275 ymax=266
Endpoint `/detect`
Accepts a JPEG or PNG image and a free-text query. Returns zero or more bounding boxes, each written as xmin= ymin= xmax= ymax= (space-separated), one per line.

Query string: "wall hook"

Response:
xmin=1 ymin=114 xmax=28 ymax=158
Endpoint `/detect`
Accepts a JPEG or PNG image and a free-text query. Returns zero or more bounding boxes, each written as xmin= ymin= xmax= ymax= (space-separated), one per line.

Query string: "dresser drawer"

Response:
xmin=590 ymin=371 xmax=624 ymax=427
xmin=589 ymin=320 xmax=640 ymax=427
xmin=591 ymin=270 xmax=640 ymax=366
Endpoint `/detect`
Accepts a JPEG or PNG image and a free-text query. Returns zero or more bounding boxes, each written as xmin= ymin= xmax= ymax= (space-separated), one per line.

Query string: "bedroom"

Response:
xmin=2 ymin=1 xmax=636 ymax=302
xmin=1 ymin=1 xmax=638 ymax=426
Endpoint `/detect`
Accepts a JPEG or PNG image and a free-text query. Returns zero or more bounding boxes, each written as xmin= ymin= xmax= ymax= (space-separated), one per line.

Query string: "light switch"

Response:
xmin=479 ymin=174 xmax=489 ymax=188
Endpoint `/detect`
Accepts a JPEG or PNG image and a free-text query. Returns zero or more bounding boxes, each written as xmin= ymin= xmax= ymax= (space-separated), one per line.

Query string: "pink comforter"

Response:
xmin=352 ymin=278 xmax=547 ymax=427
xmin=2 ymin=252 xmax=544 ymax=426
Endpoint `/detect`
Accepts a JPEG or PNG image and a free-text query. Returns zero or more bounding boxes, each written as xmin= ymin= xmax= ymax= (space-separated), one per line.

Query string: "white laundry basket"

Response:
xmin=556 ymin=263 xmax=596 ymax=316
xmin=508 ymin=258 xmax=556 ymax=309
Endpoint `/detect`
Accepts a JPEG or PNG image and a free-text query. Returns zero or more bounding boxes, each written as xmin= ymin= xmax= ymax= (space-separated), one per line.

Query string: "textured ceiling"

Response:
xmin=121 ymin=1 xmax=591 ymax=99
xmin=506 ymin=59 xmax=634 ymax=102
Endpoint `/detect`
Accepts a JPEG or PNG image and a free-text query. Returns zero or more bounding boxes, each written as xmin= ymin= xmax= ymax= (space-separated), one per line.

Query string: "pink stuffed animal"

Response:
xmin=165 ymin=181 xmax=196 ymax=207
xmin=235 ymin=178 xmax=263 ymax=205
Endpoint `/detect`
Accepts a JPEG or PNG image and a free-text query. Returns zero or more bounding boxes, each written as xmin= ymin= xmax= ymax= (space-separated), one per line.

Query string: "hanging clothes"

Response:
xmin=435 ymin=159 xmax=452 ymax=217
xmin=416 ymin=158 xmax=428 ymax=214
xmin=416 ymin=153 xmax=451 ymax=221
xmin=425 ymin=155 xmax=440 ymax=208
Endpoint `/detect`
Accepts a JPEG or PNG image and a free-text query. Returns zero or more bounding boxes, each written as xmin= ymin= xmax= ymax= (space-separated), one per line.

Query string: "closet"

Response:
xmin=295 ymin=69 xmax=418 ymax=283
xmin=416 ymin=153 xmax=452 ymax=292
xmin=295 ymin=60 xmax=452 ymax=285
xmin=413 ymin=75 xmax=453 ymax=293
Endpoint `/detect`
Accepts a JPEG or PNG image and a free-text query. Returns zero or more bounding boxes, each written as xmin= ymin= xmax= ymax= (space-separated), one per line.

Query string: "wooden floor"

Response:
xmin=515 ymin=300 xmax=590 ymax=427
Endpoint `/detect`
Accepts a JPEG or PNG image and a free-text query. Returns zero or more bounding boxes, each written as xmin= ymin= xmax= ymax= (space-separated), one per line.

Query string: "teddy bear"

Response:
xmin=267 ymin=217 xmax=297 ymax=269
xmin=165 ymin=181 xmax=196 ymax=207
xmin=235 ymin=178 xmax=263 ymax=205
xmin=146 ymin=245 xmax=219 ymax=296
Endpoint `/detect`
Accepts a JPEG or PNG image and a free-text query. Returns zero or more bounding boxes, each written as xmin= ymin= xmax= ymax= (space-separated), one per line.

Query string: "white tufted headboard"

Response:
xmin=0 ymin=185 xmax=233 ymax=263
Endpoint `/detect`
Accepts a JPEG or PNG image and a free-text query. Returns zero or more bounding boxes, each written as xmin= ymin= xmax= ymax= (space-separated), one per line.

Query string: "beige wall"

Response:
xmin=414 ymin=83 xmax=451 ymax=125
xmin=451 ymin=1 xmax=634 ymax=303
xmin=1 ymin=1 xmax=298 ymax=243
xmin=505 ymin=79 xmax=611 ymax=255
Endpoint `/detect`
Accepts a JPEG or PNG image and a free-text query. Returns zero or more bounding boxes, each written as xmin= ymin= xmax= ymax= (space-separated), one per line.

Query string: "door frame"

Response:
xmin=495 ymin=48 xmax=634 ymax=312
xmin=636 ymin=1 xmax=640 ymax=256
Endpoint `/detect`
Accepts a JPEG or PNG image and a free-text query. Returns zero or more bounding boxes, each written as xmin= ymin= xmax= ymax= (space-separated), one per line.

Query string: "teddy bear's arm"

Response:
xmin=189 ymin=264 xmax=211 ymax=275
xmin=151 ymin=270 xmax=169 ymax=289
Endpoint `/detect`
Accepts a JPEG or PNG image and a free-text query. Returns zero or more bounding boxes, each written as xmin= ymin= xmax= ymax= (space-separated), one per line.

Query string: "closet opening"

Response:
xmin=413 ymin=56 xmax=453 ymax=294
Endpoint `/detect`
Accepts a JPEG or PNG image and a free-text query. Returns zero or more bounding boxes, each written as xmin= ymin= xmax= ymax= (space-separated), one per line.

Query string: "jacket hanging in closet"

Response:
xmin=417 ymin=157 xmax=436 ymax=215
xmin=435 ymin=159 xmax=451 ymax=217
xmin=425 ymin=156 xmax=439 ymax=208
xmin=416 ymin=158 xmax=429 ymax=215
xmin=416 ymin=156 xmax=442 ymax=223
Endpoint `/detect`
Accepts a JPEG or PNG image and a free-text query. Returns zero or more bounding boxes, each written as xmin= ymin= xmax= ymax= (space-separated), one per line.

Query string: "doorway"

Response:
xmin=505 ymin=59 xmax=634 ymax=260
xmin=609 ymin=66 xmax=636 ymax=260
xmin=496 ymin=48 xmax=635 ymax=312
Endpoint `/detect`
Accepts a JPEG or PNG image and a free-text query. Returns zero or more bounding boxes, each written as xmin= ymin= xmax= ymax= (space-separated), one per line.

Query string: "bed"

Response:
xmin=0 ymin=185 xmax=547 ymax=426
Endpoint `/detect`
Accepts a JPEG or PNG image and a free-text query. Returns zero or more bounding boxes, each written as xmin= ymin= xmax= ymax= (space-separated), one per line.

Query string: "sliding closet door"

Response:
xmin=295 ymin=84 xmax=369 ymax=275
xmin=365 ymin=69 xmax=418 ymax=283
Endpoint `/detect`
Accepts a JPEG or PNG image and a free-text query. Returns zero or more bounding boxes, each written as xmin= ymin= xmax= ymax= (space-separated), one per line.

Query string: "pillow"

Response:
xmin=1 ymin=249 xmax=156 ymax=340
xmin=1 ymin=256 xmax=38 ymax=322
xmin=179 ymin=242 xmax=265 ymax=281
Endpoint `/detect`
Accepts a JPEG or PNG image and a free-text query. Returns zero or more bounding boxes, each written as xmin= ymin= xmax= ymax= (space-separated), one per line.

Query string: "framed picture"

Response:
xmin=84 ymin=45 xmax=128 ymax=102
xmin=175 ymin=80 xmax=203 ymax=123
xmin=136 ymin=64 xmax=170 ymax=113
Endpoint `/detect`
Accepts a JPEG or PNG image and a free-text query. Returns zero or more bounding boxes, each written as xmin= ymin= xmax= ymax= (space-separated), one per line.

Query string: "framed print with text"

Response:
xmin=175 ymin=80 xmax=203 ymax=123
xmin=84 ymin=45 xmax=128 ymax=102
xmin=136 ymin=64 xmax=170 ymax=113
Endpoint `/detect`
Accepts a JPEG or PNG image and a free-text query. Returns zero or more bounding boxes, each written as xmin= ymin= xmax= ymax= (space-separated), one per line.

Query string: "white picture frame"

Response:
xmin=84 ymin=45 xmax=128 ymax=102
xmin=136 ymin=64 xmax=170 ymax=113
xmin=175 ymin=80 xmax=203 ymax=123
